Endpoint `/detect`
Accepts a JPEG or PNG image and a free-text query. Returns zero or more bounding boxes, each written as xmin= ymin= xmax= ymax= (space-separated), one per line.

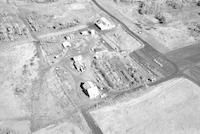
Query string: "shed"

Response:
xmin=62 ymin=41 xmax=71 ymax=48
xmin=95 ymin=17 xmax=115 ymax=30
xmin=81 ymin=81 xmax=100 ymax=99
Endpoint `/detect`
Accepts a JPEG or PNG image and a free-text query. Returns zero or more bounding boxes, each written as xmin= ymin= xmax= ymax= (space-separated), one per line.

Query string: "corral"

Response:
xmin=91 ymin=50 xmax=157 ymax=92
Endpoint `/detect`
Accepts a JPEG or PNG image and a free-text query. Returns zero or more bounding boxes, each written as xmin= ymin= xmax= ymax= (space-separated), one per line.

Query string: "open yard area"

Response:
xmin=91 ymin=78 xmax=200 ymax=134
xmin=104 ymin=26 xmax=143 ymax=52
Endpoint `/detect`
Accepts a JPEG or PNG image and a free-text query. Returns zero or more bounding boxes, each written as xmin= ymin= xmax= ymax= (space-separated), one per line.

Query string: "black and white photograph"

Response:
xmin=0 ymin=0 xmax=200 ymax=133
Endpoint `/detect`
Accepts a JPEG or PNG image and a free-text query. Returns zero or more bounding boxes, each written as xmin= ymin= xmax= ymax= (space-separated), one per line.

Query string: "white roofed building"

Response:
xmin=62 ymin=41 xmax=71 ymax=48
xmin=95 ymin=17 xmax=115 ymax=30
xmin=81 ymin=81 xmax=101 ymax=99
xmin=71 ymin=55 xmax=86 ymax=72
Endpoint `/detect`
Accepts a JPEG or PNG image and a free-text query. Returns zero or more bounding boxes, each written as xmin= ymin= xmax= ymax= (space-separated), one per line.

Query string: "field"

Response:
xmin=0 ymin=42 xmax=38 ymax=133
xmin=0 ymin=42 xmax=38 ymax=120
xmin=96 ymin=0 xmax=200 ymax=53
xmin=0 ymin=120 xmax=31 ymax=134
xmin=90 ymin=78 xmax=200 ymax=134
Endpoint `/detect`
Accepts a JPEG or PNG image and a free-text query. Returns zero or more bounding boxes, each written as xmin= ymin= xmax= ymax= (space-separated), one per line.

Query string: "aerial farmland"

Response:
xmin=0 ymin=0 xmax=200 ymax=134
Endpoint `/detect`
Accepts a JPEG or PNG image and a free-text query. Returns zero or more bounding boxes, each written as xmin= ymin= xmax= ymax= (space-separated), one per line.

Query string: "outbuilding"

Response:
xmin=62 ymin=41 xmax=71 ymax=48
xmin=95 ymin=17 xmax=115 ymax=30
xmin=81 ymin=81 xmax=100 ymax=99
xmin=71 ymin=55 xmax=86 ymax=72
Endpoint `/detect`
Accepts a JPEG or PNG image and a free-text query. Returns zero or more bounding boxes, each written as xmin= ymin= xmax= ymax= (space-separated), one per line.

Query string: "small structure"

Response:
xmin=80 ymin=30 xmax=89 ymax=36
xmin=81 ymin=81 xmax=100 ymax=99
xmin=64 ymin=34 xmax=74 ymax=41
xmin=64 ymin=36 xmax=71 ymax=40
xmin=80 ymin=29 xmax=96 ymax=37
xmin=71 ymin=55 xmax=86 ymax=72
xmin=95 ymin=17 xmax=115 ymax=30
xmin=13 ymin=23 xmax=22 ymax=35
xmin=89 ymin=29 xmax=96 ymax=37
xmin=62 ymin=41 xmax=71 ymax=48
